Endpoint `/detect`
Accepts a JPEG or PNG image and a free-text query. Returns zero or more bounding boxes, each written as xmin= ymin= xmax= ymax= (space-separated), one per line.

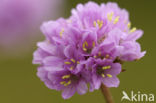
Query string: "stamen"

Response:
xmin=62 ymin=75 xmax=70 ymax=79
xmin=102 ymin=66 xmax=111 ymax=70
xmin=77 ymin=61 xmax=80 ymax=64
xmin=93 ymin=21 xmax=97 ymax=27
xmin=64 ymin=80 xmax=71 ymax=86
xmin=105 ymin=54 xmax=110 ymax=58
xmin=127 ymin=22 xmax=131 ymax=28
xmin=107 ymin=74 xmax=112 ymax=78
xmin=70 ymin=66 xmax=74 ymax=70
xmin=64 ymin=62 xmax=71 ymax=64
xmin=98 ymin=52 xmax=101 ymax=56
xmin=60 ymin=81 xmax=66 ymax=85
xmin=92 ymin=42 xmax=95 ymax=47
xmin=101 ymin=74 xmax=105 ymax=78
xmin=83 ymin=48 xmax=87 ymax=51
xmin=83 ymin=41 xmax=88 ymax=51
xmin=84 ymin=41 xmax=88 ymax=47
xmin=94 ymin=56 xmax=97 ymax=58
xmin=130 ymin=27 xmax=136 ymax=33
xmin=113 ymin=16 xmax=120 ymax=24
xmin=60 ymin=28 xmax=64 ymax=37
xmin=70 ymin=59 xmax=75 ymax=63
xmin=97 ymin=20 xmax=103 ymax=28
xmin=107 ymin=12 xmax=114 ymax=22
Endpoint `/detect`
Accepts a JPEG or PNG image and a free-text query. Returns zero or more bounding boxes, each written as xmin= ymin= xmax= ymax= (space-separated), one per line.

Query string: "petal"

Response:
xmin=76 ymin=80 xmax=88 ymax=95
xmin=102 ymin=76 xmax=120 ymax=87
xmin=64 ymin=45 xmax=74 ymax=58
xmin=92 ymin=74 xmax=101 ymax=89
xmin=43 ymin=56 xmax=63 ymax=66
xmin=37 ymin=41 xmax=56 ymax=55
xmin=106 ymin=63 xmax=121 ymax=75
xmin=126 ymin=30 xmax=143 ymax=41
xmin=62 ymin=87 xmax=76 ymax=99
xmin=43 ymin=56 xmax=64 ymax=71
xmin=37 ymin=67 xmax=47 ymax=81
xmin=33 ymin=48 xmax=50 ymax=64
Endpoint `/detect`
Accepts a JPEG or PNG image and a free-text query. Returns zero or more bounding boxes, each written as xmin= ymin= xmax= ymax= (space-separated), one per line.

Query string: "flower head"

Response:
xmin=33 ymin=1 xmax=146 ymax=99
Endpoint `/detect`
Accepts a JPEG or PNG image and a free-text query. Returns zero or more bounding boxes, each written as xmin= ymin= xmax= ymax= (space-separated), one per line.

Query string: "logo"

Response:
xmin=121 ymin=91 xmax=155 ymax=102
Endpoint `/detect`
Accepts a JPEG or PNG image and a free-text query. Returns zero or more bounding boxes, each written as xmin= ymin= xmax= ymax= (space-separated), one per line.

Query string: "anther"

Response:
xmin=77 ymin=61 xmax=80 ymax=64
xmin=130 ymin=27 xmax=136 ymax=33
xmin=60 ymin=81 xmax=66 ymax=85
xmin=70 ymin=59 xmax=75 ymax=63
xmin=94 ymin=56 xmax=97 ymax=58
xmin=62 ymin=75 xmax=70 ymax=79
xmin=93 ymin=21 xmax=97 ymax=27
xmin=64 ymin=62 xmax=71 ymax=64
xmin=102 ymin=66 xmax=111 ymax=70
xmin=60 ymin=28 xmax=64 ymax=37
xmin=107 ymin=12 xmax=114 ymax=22
xmin=101 ymin=74 xmax=105 ymax=78
xmin=70 ymin=66 xmax=74 ymax=70
xmin=127 ymin=22 xmax=131 ymax=28
xmin=92 ymin=42 xmax=95 ymax=47
xmin=113 ymin=16 xmax=120 ymax=24
xmin=98 ymin=52 xmax=101 ymax=56
xmin=64 ymin=80 xmax=71 ymax=86
xmin=105 ymin=54 xmax=110 ymax=58
xmin=107 ymin=74 xmax=112 ymax=78
xmin=83 ymin=41 xmax=88 ymax=51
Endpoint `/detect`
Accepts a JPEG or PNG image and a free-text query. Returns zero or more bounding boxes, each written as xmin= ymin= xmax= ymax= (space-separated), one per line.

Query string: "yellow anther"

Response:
xmin=64 ymin=62 xmax=71 ymax=65
xmin=83 ymin=41 xmax=88 ymax=51
xmin=130 ymin=27 xmax=136 ymax=33
xmin=94 ymin=56 xmax=97 ymax=58
xmin=92 ymin=42 xmax=95 ymax=47
xmin=107 ymin=74 xmax=112 ymax=78
xmin=83 ymin=41 xmax=88 ymax=48
xmin=83 ymin=48 xmax=87 ymax=51
xmin=94 ymin=20 xmax=103 ymax=28
xmin=64 ymin=80 xmax=71 ymax=86
xmin=60 ymin=28 xmax=64 ymax=37
xmin=127 ymin=22 xmax=131 ymax=28
xmin=70 ymin=66 xmax=74 ymax=70
xmin=98 ymin=52 xmax=101 ymax=56
xmin=102 ymin=66 xmax=111 ymax=70
xmin=93 ymin=21 xmax=97 ymax=27
xmin=105 ymin=54 xmax=110 ymax=58
xmin=85 ymin=41 xmax=88 ymax=47
xmin=60 ymin=81 xmax=66 ymax=85
xmin=97 ymin=20 xmax=100 ymax=23
xmin=77 ymin=61 xmax=80 ymax=64
xmin=70 ymin=59 xmax=75 ymax=63
xmin=113 ymin=16 xmax=120 ymax=24
xmin=62 ymin=75 xmax=70 ymax=79
xmin=97 ymin=20 xmax=103 ymax=28
xmin=67 ymin=80 xmax=71 ymax=85
xmin=107 ymin=12 xmax=114 ymax=22
xmin=101 ymin=74 xmax=105 ymax=78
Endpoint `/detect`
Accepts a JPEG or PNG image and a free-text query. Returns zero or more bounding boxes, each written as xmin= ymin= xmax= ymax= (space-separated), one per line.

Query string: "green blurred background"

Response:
xmin=0 ymin=0 xmax=155 ymax=103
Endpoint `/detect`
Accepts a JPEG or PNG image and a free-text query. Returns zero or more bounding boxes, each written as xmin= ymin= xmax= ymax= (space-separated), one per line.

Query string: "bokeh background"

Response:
xmin=0 ymin=0 xmax=155 ymax=103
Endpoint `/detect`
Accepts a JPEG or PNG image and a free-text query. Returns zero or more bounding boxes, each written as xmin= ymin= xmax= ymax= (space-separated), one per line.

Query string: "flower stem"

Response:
xmin=100 ymin=84 xmax=114 ymax=103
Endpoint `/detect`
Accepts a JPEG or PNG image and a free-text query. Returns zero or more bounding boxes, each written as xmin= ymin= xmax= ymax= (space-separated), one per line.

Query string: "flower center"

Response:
xmin=64 ymin=58 xmax=80 ymax=70
xmin=94 ymin=53 xmax=112 ymax=60
xmin=60 ymin=74 xmax=79 ymax=87
xmin=93 ymin=19 xmax=103 ymax=29
xmin=82 ymin=41 xmax=95 ymax=53
xmin=96 ymin=65 xmax=112 ymax=78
